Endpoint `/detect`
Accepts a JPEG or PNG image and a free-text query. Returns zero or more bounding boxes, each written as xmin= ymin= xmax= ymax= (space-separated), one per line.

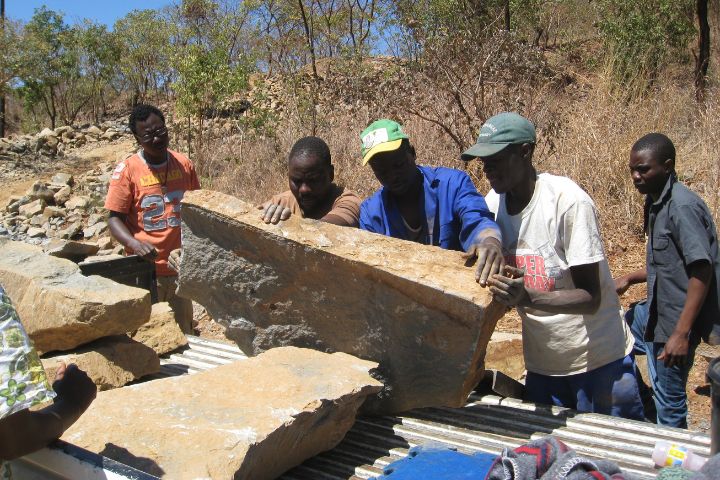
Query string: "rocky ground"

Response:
xmin=0 ymin=120 xmax=136 ymax=253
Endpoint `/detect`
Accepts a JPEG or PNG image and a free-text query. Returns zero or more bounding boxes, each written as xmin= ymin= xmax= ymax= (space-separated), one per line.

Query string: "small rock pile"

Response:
xmin=0 ymin=120 xmax=128 ymax=159
xmin=0 ymin=240 xmax=188 ymax=390
xmin=2 ymin=168 xmax=123 ymax=257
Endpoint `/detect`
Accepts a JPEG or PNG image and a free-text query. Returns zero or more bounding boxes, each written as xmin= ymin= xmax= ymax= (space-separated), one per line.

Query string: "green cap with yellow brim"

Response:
xmin=360 ymin=119 xmax=409 ymax=165
xmin=461 ymin=112 xmax=536 ymax=160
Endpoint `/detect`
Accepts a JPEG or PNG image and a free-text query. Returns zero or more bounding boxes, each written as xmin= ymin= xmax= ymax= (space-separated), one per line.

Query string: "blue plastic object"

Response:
xmin=373 ymin=443 xmax=497 ymax=479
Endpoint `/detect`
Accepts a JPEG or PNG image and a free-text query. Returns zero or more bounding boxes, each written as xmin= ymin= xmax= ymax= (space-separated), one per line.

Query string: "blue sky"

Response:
xmin=7 ymin=1 xmax=175 ymax=28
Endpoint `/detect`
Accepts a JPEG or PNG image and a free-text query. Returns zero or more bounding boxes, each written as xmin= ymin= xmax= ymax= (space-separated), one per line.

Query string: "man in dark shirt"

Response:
xmin=615 ymin=133 xmax=720 ymax=428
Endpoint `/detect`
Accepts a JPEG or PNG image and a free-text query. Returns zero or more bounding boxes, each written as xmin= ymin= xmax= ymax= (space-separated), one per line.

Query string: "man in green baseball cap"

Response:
xmin=359 ymin=119 xmax=505 ymax=286
xmin=460 ymin=111 xmax=536 ymax=160
xmin=462 ymin=112 xmax=644 ymax=420
xmin=360 ymin=119 xmax=409 ymax=166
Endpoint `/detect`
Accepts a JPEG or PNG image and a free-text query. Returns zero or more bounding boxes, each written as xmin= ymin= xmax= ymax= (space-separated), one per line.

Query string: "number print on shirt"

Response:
xmin=165 ymin=190 xmax=184 ymax=228
xmin=140 ymin=191 xmax=184 ymax=232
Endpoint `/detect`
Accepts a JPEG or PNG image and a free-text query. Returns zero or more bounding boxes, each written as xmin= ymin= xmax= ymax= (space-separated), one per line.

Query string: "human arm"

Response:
xmin=321 ymin=213 xmax=350 ymax=226
xmin=452 ymin=173 xmax=503 ymax=286
xmin=659 ymin=202 xmax=718 ymax=366
xmin=188 ymin=159 xmax=201 ymax=190
xmin=463 ymin=231 xmax=505 ymax=287
xmin=320 ymin=189 xmax=361 ymax=227
xmin=358 ymin=197 xmax=382 ymax=233
xmin=614 ymin=269 xmax=647 ymax=295
xmin=489 ymin=262 xmax=602 ymax=314
xmin=107 ymin=212 xmax=157 ymax=259
xmin=104 ymin=160 xmax=156 ymax=260
xmin=489 ymin=191 xmax=605 ymax=313
xmin=659 ymin=261 xmax=712 ymax=367
xmin=0 ymin=363 xmax=96 ymax=461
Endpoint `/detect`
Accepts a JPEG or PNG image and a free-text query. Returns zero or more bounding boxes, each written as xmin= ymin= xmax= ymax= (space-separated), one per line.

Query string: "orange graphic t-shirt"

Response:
xmin=104 ymin=149 xmax=200 ymax=276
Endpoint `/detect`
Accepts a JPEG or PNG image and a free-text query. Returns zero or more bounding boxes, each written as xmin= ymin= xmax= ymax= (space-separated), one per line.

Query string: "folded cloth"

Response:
xmin=658 ymin=467 xmax=694 ymax=480
xmin=485 ymin=436 xmax=639 ymax=480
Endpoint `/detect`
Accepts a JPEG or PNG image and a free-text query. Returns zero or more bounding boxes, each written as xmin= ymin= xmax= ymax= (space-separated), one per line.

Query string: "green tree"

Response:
xmin=114 ymin=9 xmax=172 ymax=106
xmin=172 ymin=0 xmax=255 ymax=153
xmin=0 ymin=18 xmax=23 ymax=134
xmin=18 ymin=7 xmax=92 ymax=128
xmin=174 ymin=45 xmax=250 ymax=124
xmin=76 ymin=21 xmax=121 ymax=123
xmin=596 ymin=0 xmax=695 ymax=88
xmin=18 ymin=7 xmax=68 ymax=128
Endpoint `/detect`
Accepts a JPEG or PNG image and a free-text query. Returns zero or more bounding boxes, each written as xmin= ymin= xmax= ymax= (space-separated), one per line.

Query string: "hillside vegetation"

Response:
xmin=1 ymin=0 xmax=719 ymax=247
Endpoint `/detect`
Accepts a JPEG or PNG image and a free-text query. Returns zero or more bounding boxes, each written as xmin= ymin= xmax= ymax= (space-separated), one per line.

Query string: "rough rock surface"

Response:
xmin=43 ymin=238 xmax=100 ymax=260
xmin=0 ymin=239 xmax=151 ymax=353
xmin=62 ymin=346 xmax=382 ymax=480
xmin=485 ymin=332 xmax=525 ymax=380
xmin=178 ymin=190 xmax=506 ymax=414
xmin=130 ymin=302 xmax=188 ymax=355
xmin=41 ymin=335 xmax=160 ymax=390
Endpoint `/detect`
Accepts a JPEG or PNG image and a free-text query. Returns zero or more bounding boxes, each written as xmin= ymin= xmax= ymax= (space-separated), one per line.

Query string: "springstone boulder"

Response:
xmin=130 ymin=302 xmax=188 ymax=355
xmin=41 ymin=335 xmax=159 ymax=390
xmin=43 ymin=238 xmax=100 ymax=261
xmin=18 ymin=199 xmax=45 ymax=217
xmin=53 ymin=185 xmax=72 ymax=205
xmin=178 ymin=190 xmax=506 ymax=414
xmin=0 ymin=240 xmax=151 ymax=353
xmin=62 ymin=347 xmax=382 ymax=480
xmin=485 ymin=332 xmax=525 ymax=380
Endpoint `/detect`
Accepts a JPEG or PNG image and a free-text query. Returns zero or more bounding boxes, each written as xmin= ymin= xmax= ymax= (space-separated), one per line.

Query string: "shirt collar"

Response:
xmin=643 ymin=173 xmax=676 ymax=233
xmin=652 ymin=172 xmax=676 ymax=207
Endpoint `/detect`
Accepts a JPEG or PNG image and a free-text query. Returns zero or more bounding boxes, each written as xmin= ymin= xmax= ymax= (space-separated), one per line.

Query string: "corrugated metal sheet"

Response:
xmin=158 ymin=336 xmax=711 ymax=480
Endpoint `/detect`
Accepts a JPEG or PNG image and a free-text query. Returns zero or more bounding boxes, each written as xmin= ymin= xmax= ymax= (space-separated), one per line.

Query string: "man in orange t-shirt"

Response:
xmin=258 ymin=136 xmax=361 ymax=226
xmin=105 ymin=104 xmax=200 ymax=333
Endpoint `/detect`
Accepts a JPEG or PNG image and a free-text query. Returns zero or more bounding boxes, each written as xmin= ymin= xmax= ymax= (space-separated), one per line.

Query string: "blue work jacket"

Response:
xmin=359 ymin=165 xmax=500 ymax=252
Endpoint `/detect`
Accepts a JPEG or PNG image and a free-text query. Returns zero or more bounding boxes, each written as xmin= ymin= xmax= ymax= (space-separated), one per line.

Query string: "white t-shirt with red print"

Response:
xmin=485 ymin=173 xmax=633 ymax=376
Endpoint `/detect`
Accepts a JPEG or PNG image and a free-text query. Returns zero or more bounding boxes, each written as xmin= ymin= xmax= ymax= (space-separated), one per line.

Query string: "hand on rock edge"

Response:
xmin=258 ymin=202 xmax=292 ymax=224
xmin=168 ymin=248 xmax=182 ymax=273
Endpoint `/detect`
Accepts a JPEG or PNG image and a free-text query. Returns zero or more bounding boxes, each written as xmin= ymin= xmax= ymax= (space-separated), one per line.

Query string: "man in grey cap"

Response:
xmin=462 ymin=112 xmax=644 ymax=420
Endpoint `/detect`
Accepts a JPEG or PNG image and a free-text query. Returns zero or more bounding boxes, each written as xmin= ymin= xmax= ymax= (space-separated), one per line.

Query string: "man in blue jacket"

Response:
xmin=359 ymin=119 xmax=504 ymax=285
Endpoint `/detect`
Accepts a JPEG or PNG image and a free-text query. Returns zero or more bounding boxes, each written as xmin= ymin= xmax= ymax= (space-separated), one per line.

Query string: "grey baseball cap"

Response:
xmin=461 ymin=112 xmax=536 ymax=160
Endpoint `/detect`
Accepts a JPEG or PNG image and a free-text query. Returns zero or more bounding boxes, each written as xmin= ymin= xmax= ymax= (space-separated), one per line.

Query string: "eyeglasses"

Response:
xmin=137 ymin=127 xmax=168 ymax=143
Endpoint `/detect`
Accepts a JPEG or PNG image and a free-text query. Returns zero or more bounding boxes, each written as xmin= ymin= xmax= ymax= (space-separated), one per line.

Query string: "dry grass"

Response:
xmin=187 ymin=68 xmax=720 ymax=275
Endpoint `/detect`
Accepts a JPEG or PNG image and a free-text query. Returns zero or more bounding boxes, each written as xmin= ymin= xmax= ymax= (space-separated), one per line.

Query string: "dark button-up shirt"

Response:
xmin=645 ymin=174 xmax=720 ymax=343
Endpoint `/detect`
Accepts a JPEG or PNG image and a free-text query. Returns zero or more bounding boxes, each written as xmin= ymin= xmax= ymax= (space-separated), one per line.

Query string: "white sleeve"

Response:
xmin=560 ymin=198 xmax=606 ymax=266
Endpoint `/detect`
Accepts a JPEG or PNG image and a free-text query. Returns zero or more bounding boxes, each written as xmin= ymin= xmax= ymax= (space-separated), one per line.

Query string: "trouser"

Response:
xmin=524 ymin=354 xmax=645 ymax=421
xmin=155 ymin=275 xmax=194 ymax=334
xmin=625 ymin=300 xmax=696 ymax=429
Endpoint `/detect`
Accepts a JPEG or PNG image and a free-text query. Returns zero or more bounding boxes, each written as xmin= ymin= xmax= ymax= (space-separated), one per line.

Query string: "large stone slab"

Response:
xmin=62 ymin=346 xmax=382 ymax=480
xmin=178 ymin=190 xmax=506 ymax=414
xmin=130 ymin=302 xmax=188 ymax=355
xmin=0 ymin=240 xmax=151 ymax=353
xmin=41 ymin=335 xmax=160 ymax=390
